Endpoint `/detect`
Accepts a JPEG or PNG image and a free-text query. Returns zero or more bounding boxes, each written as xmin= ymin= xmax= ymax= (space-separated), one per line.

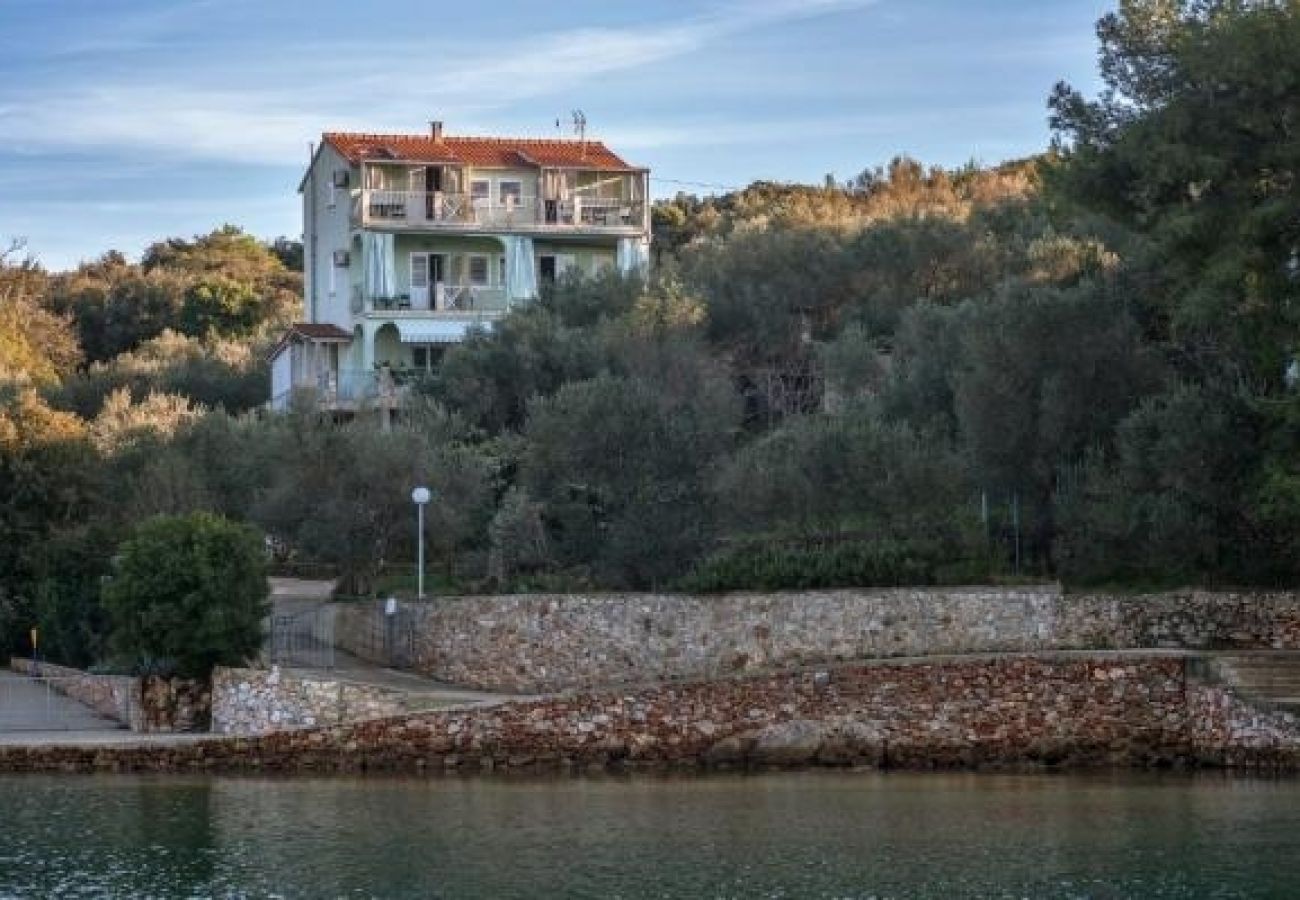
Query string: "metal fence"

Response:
xmin=268 ymin=604 xmax=337 ymax=669
xmin=0 ymin=673 xmax=134 ymax=732
xmin=331 ymin=603 xmax=417 ymax=670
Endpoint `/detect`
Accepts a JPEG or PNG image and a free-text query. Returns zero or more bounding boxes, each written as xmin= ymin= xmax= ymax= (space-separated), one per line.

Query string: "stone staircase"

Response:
xmin=1205 ymin=653 xmax=1300 ymax=715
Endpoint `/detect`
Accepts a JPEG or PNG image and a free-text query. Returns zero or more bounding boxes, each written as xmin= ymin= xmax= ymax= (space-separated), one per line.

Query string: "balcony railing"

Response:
xmin=271 ymin=368 xmax=411 ymax=412
xmin=361 ymin=284 xmax=508 ymax=315
xmin=353 ymin=190 xmax=644 ymax=231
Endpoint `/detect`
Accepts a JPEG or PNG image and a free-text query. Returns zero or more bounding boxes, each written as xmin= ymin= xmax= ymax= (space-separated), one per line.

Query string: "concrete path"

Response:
xmin=0 ymin=730 xmax=211 ymax=748
xmin=269 ymin=576 xmax=338 ymax=601
xmin=0 ymin=670 xmax=126 ymax=742
xmin=268 ymin=583 xmax=525 ymax=709
xmin=294 ymin=648 xmax=525 ymax=708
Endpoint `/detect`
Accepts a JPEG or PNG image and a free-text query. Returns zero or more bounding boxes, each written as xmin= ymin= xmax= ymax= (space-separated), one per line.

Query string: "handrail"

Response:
xmin=366 ymin=285 xmax=508 ymax=313
xmin=357 ymin=189 xmax=642 ymax=229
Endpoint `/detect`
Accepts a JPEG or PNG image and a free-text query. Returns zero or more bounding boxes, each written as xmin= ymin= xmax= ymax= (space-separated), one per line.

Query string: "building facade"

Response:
xmin=270 ymin=122 xmax=651 ymax=411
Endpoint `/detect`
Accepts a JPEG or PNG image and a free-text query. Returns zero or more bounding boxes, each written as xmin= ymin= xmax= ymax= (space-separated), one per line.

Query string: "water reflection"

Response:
xmin=1 ymin=772 xmax=1297 ymax=898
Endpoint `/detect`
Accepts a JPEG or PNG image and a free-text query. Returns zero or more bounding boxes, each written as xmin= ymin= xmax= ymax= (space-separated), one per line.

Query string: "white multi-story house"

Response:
xmin=269 ymin=122 xmax=651 ymax=412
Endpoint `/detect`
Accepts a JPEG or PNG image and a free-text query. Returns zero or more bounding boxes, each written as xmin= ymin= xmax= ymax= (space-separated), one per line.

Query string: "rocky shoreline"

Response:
xmin=3 ymin=652 xmax=1298 ymax=776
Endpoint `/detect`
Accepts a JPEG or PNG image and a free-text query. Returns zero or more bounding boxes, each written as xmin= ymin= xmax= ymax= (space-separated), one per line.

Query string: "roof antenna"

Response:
xmin=571 ymin=109 xmax=588 ymax=156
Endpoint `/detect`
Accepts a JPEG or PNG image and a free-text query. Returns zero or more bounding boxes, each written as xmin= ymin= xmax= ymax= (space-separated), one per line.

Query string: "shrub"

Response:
xmin=102 ymin=512 xmax=269 ymax=678
xmin=678 ymin=538 xmax=981 ymax=593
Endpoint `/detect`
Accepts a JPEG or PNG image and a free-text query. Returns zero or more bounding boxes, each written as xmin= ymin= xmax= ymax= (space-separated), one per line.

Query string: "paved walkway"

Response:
xmin=269 ymin=576 xmax=338 ymax=601
xmin=295 ymin=649 xmax=524 ymax=708
xmin=0 ymin=671 xmax=122 ymax=743
xmin=269 ymin=582 xmax=524 ymax=708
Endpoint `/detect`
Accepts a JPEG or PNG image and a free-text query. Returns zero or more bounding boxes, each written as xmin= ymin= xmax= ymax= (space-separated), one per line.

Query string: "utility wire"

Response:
xmin=651 ymin=177 xmax=750 ymax=193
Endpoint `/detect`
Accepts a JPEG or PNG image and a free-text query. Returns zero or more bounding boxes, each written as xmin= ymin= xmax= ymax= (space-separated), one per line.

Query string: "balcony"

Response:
xmin=351 ymin=283 xmax=507 ymax=317
xmin=352 ymin=191 xmax=644 ymax=233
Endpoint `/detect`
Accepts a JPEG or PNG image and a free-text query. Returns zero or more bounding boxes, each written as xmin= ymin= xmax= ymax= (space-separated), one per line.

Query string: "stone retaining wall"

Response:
xmin=334 ymin=588 xmax=1300 ymax=693
xmin=8 ymin=659 xmax=209 ymax=733
xmin=1059 ymin=591 xmax=1300 ymax=650
xmin=212 ymin=667 xmax=435 ymax=735
xmin=2 ymin=653 xmax=1298 ymax=775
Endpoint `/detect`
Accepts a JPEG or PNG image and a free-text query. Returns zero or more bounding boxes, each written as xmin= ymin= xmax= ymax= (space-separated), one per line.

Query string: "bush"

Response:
xmin=678 ymin=538 xmax=979 ymax=593
xmin=102 ymin=512 xmax=269 ymax=678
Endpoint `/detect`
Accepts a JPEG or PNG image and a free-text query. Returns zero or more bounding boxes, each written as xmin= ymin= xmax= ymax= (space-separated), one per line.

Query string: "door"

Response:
xmin=406 ymin=169 xmax=425 ymax=224
xmin=425 ymin=166 xmax=442 ymax=219
xmin=410 ymin=253 xmax=430 ymax=308
xmin=539 ymin=255 xmax=557 ymax=284
xmin=430 ymin=254 xmax=446 ymax=309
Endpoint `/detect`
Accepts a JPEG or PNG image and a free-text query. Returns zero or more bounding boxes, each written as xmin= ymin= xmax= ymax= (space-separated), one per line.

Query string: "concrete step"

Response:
xmin=1209 ymin=654 xmax=1300 ymax=714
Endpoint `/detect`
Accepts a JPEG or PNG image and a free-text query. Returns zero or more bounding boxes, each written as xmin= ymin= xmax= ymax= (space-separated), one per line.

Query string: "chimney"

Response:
xmin=430 ymin=120 xmax=444 ymax=142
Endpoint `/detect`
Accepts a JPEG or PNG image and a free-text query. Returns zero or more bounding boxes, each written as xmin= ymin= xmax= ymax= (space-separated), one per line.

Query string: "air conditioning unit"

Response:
xmin=332 ymin=249 xmax=351 ymax=267
xmin=332 ymin=169 xmax=350 ymax=188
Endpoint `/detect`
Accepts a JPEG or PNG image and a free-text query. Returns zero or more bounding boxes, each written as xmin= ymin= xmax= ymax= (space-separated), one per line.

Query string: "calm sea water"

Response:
xmin=1 ymin=771 xmax=1297 ymax=899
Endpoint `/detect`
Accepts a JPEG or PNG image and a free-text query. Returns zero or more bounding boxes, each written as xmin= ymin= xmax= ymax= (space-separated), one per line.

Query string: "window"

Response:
xmin=470 ymin=180 xmax=490 ymax=203
xmin=499 ymin=256 xmax=507 ymax=285
xmin=468 ymin=255 xmax=489 ymax=285
xmin=499 ymin=180 xmax=522 ymax=208
xmin=413 ymin=347 xmax=429 ymax=370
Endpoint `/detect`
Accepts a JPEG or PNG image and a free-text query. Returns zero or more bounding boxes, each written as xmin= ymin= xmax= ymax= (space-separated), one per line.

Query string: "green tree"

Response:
xmin=1055 ymin=381 xmax=1281 ymax=587
xmin=952 ymin=281 xmax=1163 ymax=565
xmin=522 ymin=366 xmax=738 ymax=587
xmin=102 ymin=512 xmax=269 ymax=678
xmin=715 ymin=409 xmax=973 ymax=554
xmin=1049 ymin=0 xmax=1300 ymax=384
xmin=252 ymin=405 xmax=496 ymax=592
xmin=50 ymin=329 xmax=268 ymax=418
xmin=426 ymin=307 xmax=606 ymax=434
xmin=47 ymin=227 xmax=301 ymax=363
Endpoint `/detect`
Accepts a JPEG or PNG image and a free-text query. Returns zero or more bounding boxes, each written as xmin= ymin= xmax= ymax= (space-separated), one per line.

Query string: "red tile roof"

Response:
xmin=323 ymin=132 xmax=640 ymax=171
xmin=269 ymin=323 xmax=353 ymax=360
xmin=288 ymin=323 xmax=353 ymax=341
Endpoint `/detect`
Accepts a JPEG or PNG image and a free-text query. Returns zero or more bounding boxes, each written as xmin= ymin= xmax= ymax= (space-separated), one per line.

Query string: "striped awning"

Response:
xmin=394 ymin=319 xmax=478 ymax=344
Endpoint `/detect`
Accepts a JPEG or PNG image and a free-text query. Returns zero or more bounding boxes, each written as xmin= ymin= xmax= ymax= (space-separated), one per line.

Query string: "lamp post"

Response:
xmin=411 ymin=486 xmax=432 ymax=599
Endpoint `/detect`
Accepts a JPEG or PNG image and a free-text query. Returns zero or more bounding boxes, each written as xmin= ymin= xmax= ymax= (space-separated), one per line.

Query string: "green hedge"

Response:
xmin=678 ymin=539 xmax=984 ymax=593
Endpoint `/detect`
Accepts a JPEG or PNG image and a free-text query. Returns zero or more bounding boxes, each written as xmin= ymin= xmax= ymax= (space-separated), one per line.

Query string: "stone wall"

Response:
xmin=139 ymin=677 xmax=210 ymax=733
xmin=3 ymin=653 xmax=1298 ymax=775
xmin=212 ymin=667 xmax=437 ymax=735
xmin=8 ymin=659 xmax=209 ymax=733
xmin=333 ymin=587 xmax=1300 ymax=693
xmin=1057 ymin=591 xmax=1300 ymax=650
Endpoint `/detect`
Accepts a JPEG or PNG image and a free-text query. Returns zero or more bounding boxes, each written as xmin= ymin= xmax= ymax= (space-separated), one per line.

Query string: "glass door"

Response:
xmin=410 ymin=253 xmax=430 ymax=309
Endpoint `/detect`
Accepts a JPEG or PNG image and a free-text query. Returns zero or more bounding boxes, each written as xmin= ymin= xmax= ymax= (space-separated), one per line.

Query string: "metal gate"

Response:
xmin=268 ymin=604 xmax=336 ymax=669
xmin=381 ymin=607 xmax=415 ymax=669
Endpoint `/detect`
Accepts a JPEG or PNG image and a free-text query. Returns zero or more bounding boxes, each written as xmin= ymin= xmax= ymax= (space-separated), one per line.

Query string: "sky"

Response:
xmin=0 ymin=0 xmax=1110 ymax=271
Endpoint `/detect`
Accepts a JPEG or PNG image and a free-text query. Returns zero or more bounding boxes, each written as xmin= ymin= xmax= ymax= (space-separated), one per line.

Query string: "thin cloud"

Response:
xmin=0 ymin=0 xmax=881 ymax=165
xmin=51 ymin=0 xmax=246 ymax=56
xmin=606 ymin=104 xmax=1030 ymax=151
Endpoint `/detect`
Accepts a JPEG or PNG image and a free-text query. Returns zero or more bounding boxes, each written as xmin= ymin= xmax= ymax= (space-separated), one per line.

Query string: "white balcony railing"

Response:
xmin=355 ymin=190 xmax=643 ymax=231
xmin=366 ymin=284 xmax=507 ymax=314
